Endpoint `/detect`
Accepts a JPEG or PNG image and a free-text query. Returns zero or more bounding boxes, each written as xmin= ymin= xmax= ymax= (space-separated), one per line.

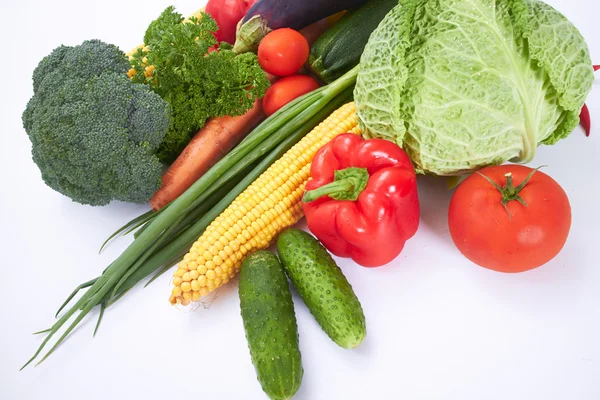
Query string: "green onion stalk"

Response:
xmin=23 ymin=66 xmax=359 ymax=369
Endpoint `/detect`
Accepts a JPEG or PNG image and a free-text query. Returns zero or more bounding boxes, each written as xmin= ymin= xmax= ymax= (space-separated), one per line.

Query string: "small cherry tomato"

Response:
xmin=263 ymin=74 xmax=320 ymax=116
xmin=258 ymin=28 xmax=309 ymax=77
xmin=448 ymin=165 xmax=571 ymax=273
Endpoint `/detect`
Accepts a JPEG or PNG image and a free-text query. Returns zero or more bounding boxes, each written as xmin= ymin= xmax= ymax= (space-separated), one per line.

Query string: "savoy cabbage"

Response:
xmin=354 ymin=0 xmax=594 ymax=175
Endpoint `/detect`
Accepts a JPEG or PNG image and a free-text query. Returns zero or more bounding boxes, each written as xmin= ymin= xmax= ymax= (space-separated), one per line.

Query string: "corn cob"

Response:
xmin=169 ymin=102 xmax=361 ymax=305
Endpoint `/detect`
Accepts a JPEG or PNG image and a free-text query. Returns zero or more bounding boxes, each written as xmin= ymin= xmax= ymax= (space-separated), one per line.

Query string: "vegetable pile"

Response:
xmin=168 ymin=101 xmax=360 ymax=305
xmin=20 ymin=0 xmax=598 ymax=399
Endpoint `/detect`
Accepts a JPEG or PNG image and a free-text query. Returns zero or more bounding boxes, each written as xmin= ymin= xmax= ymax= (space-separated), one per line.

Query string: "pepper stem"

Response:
xmin=303 ymin=167 xmax=369 ymax=202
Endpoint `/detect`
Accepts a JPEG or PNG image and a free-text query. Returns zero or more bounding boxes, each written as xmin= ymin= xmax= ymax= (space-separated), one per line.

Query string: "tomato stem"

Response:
xmin=476 ymin=167 xmax=545 ymax=217
xmin=502 ymin=173 xmax=529 ymax=207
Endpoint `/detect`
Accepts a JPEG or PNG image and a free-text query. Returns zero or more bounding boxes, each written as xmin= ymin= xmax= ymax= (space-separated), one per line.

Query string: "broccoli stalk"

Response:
xmin=22 ymin=40 xmax=171 ymax=206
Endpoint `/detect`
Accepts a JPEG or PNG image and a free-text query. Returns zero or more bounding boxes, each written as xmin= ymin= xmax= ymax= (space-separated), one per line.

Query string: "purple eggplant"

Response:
xmin=243 ymin=0 xmax=370 ymax=30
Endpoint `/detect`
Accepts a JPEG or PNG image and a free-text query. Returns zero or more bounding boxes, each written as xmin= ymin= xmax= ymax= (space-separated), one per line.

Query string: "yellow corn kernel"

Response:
xmin=181 ymin=282 xmax=192 ymax=293
xmin=174 ymin=269 xmax=186 ymax=278
xmin=169 ymin=102 xmax=361 ymax=305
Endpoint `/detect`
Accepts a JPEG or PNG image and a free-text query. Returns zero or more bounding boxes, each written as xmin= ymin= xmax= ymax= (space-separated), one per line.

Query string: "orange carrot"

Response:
xmin=150 ymin=98 xmax=266 ymax=210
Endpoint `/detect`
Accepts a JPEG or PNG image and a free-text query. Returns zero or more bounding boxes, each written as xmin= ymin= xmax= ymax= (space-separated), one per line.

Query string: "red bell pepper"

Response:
xmin=205 ymin=0 xmax=258 ymax=45
xmin=302 ymin=134 xmax=420 ymax=268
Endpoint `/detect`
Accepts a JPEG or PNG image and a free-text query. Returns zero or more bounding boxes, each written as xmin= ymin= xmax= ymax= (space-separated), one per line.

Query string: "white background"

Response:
xmin=1 ymin=0 xmax=599 ymax=399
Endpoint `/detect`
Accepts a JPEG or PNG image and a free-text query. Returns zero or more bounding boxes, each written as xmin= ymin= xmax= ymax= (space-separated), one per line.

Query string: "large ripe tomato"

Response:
xmin=448 ymin=165 xmax=571 ymax=273
xmin=258 ymin=28 xmax=309 ymax=77
xmin=263 ymin=75 xmax=320 ymax=116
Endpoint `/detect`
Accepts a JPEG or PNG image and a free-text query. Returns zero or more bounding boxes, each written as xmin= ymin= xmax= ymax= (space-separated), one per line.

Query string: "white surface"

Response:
xmin=1 ymin=0 xmax=599 ymax=399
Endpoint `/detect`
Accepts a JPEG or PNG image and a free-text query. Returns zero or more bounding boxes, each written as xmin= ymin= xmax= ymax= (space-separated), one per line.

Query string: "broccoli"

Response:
xmin=22 ymin=40 xmax=171 ymax=206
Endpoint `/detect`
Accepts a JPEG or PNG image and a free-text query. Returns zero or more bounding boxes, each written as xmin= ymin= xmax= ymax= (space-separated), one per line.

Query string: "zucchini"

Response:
xmin=277 ymin=228 xmax=366 ymax=349
xmin=309 ymin=0 xmax=397 ymax=83
xmin=239 ymin=251 xmax=303 ymax=400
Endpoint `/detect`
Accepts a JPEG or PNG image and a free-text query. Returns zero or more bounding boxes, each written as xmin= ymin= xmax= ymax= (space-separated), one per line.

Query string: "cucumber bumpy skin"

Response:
xmin=277 ymin=228 xmax=366 ymax=348
xmin=239 ymin=250 xmax=303 ymax=400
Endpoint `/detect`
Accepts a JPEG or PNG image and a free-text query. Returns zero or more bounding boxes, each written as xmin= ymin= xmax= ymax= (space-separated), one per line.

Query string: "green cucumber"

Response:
xmin=277 ymin=229 xmax=366 ymax=348
xmin=239 ymin=251 xmax=303 ymax=400
xmin=308 ymin=0 xmax=398 ymax=83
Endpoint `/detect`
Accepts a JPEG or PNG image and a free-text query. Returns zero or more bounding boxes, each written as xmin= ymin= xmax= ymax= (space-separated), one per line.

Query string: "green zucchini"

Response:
xmin=277 ymin=228 xmax=366 ymax=349
xmin=308 ymin=0 xmax=398 ymax=83
xmin=238 ymin=251 xmax=303 ymax=400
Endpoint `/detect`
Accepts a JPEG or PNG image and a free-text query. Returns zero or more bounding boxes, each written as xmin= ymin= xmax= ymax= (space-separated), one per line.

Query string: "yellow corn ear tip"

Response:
xmin=169 ymin=102 xmax=360 ymax=306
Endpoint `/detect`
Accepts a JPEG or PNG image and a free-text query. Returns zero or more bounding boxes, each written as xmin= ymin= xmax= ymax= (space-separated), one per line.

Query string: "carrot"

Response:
xmin=150 ymin=98 xmax=266 ymax=210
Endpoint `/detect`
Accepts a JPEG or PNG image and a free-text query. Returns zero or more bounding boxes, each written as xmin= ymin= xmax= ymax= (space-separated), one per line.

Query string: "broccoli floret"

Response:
xmin=22 ymin=40 xmax=171 ymax=206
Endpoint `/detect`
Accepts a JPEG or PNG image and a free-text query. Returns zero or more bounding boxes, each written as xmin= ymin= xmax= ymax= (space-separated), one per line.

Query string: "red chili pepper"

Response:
xmin=580 ymin=65 xmax=599 ymax=137
xmin=302 ymin=134 xmax=420 ymax=268
xmin=580 ymin=104 xmax=591 ymax=137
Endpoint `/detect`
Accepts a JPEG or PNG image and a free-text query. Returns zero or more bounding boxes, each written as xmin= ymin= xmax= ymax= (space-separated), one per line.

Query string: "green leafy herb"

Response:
xmin=131 ymin=6 xmax=270 ymax=163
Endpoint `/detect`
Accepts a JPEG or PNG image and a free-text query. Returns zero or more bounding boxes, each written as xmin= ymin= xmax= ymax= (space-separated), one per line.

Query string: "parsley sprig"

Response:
xmin=131 ymin=6 xmax=270 ymax=162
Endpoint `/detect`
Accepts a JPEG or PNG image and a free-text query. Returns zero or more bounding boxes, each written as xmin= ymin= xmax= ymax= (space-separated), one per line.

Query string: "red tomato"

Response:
xmin=263 ymin=75 xmax=320 ymax=116
xmin=448 ymin=165 xmax=571 ymax=273
xmin=205 ymin=0 xmax=258 ymax=44
xmin=258 ymin=28 xmax=309 ymax=77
